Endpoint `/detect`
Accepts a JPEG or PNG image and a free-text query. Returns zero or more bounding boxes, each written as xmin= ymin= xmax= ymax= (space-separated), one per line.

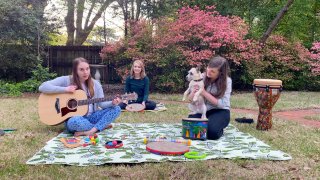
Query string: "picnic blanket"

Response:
xmin=26 ymin=123 xmax=291 ymax=166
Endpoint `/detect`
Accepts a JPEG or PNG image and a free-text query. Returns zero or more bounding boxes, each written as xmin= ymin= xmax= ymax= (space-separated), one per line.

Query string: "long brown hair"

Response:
xmin=204 ymin=56 xmax=230 ymax=98
xmin=130 ymin=60 xmax=146 ymax=79
xmin=71 ymin=57 xmax=94 ymax=97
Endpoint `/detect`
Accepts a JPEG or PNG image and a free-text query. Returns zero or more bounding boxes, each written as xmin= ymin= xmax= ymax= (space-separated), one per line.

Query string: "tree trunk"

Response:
xmin=131 ymin=0 xmax=134 ymax=20
xmin=117 ymin=0 xmax=129 ymax=38
xmin=66 ymin=0 xmax=114 ymax=45
xmin=65 ymin=0 xmax=76 ymax=45
xmin=135 ymin=0 xmax=142 ymax=21
xmin=259 ymin=0 xmax=294 ymax=45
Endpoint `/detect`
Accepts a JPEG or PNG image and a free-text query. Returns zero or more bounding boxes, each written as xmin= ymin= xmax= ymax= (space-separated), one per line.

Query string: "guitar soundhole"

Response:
xmin=67 ymin=99 xmax=78 ymax=110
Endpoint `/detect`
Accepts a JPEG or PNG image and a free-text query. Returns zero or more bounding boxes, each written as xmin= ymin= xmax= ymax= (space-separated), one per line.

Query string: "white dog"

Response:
xmin=182 ymin=67 xmax=207 ymax=119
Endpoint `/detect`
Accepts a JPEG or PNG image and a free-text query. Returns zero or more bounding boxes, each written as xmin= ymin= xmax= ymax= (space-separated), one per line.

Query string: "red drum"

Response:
xmin=253 ymin=79 xmax=282 ymax=130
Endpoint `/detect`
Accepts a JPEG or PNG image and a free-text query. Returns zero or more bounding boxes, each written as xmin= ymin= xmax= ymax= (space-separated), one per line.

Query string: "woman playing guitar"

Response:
xmin=39 ymin=57 xmax=121 ymax=136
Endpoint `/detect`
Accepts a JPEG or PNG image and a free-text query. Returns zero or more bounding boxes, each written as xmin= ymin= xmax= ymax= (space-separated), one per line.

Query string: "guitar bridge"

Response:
xmin=55 ymin=98 xmax=61 ymax=114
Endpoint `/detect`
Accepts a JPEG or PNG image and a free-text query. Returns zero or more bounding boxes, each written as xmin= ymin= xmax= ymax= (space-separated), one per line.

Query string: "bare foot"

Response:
xmin=104 ymin=124 xmax=113 ymax=130
xmin=74 ymin=127 xmax=98 ymax=137
xmin=74 ymin=131 xmax=91 ymax=137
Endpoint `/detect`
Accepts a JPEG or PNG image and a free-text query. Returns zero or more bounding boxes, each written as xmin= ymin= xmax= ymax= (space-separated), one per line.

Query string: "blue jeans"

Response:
xmin=65 ymin=106 xmax=121 ymax=133
xmin=188 ymin=109 xmax=230 ymax=140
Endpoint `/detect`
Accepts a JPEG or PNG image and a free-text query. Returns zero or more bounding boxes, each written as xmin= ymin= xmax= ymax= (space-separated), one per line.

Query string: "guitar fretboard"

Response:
xmin=78 ymin=98 xmax=110 ymax=106
xmin=77 ymin=93 xmax=136 ymax=106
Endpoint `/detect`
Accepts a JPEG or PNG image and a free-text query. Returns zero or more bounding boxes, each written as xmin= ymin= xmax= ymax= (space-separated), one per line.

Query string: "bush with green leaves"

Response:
xmin=0 ymin=81 xmax=22 ymax=97
xmin=0 ymin=64 xmax=56 ymax=96
xmin=0 ymin=0 xmax=52 ymax=82
xmin=242 ymin=35 xmax=319 ymax=91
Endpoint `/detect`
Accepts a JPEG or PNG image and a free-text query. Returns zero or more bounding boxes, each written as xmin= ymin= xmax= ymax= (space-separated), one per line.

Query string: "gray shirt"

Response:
xmin=205 ymin=77 xmax=232 ymax=110
xmin=38 ymin=76 xmax=114 ymax=113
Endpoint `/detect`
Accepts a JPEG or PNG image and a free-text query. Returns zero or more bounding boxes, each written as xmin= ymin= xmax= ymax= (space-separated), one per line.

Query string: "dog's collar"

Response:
xmin=193 ymin=78 xmax=203 ymax=82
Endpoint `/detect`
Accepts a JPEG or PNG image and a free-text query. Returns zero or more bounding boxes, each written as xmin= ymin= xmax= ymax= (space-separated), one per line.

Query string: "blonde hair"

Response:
xmin=72 ymin=57 xmax=94 ymax=97
xmin=130 ymin=60 xmax=146 ymax=78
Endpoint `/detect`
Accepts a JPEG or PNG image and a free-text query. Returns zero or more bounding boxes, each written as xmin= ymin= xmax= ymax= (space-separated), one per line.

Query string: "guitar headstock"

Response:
xmin=120 ymin=92 xmax=138 ymax=101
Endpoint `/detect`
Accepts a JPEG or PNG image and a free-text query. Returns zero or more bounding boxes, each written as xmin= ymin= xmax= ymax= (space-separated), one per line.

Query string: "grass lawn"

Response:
xmin=305 ymin=115 xmax=320 ymax=121
xmin=0 ymin=91 xmax=319 ymax=179
xmin=151 ymin=91 xmax=320 ymax=111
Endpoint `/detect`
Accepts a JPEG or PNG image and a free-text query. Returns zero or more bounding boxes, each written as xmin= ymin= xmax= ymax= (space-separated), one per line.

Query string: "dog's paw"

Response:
xmin=192 ymin=97 xmax=198 ymax=102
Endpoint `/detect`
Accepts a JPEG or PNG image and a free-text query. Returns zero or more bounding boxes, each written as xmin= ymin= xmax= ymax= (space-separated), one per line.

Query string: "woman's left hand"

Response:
xmin=142 ymin=101 xmax=146 ymax=109
xmin=112 ymin=97 xmax=121 ymax=105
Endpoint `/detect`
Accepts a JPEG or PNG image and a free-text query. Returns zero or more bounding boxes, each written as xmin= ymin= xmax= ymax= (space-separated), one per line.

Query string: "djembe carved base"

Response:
xmin=253 ymin=79 xmax=282 ymax=131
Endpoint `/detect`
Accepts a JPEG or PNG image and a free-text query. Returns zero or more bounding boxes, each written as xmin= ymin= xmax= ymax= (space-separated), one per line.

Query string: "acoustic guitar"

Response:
xmin=38 ymin=90 xmax=137 ymax=126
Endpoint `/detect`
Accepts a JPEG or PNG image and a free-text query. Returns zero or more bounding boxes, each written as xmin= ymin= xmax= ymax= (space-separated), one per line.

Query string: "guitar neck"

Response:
xmin=78 ymin=97 xmax=110 ymax=106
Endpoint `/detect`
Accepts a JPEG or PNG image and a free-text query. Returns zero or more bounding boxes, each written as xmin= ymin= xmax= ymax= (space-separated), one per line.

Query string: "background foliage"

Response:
xmin=101 ymin=6 xmax=320 ymax=92
xmin=0 ymin=0 xmax=319 ymax=95
xmin=0 ymin=0 xmax=56 ymax=82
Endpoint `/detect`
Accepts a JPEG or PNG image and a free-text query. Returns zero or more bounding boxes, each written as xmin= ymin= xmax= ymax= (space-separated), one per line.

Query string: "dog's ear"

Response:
xmin=196 ymin=64 xmax=201 ymax=73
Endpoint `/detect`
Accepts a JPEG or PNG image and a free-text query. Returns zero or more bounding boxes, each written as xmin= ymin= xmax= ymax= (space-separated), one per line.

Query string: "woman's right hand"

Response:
xmin=65 ymin=85 xmax=77 ymax=93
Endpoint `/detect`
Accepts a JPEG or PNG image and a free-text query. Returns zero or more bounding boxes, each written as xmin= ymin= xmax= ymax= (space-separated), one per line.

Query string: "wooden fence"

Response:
xmin=44 ymin=46 xmax=121 ymax=84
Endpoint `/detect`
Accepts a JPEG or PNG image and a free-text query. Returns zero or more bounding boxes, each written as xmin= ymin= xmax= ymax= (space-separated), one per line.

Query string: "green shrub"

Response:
xmin=0 ymin=64 xmax=57 ymax=96
xmin=31 ymin=64 xmax=57 ymax=82
xmin=0 ymin=81 xmax=22 ymax=96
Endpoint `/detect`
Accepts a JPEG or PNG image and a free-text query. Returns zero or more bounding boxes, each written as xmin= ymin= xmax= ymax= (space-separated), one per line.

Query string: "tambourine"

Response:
xmin=125 ymin=103 xmax=145 ymax=112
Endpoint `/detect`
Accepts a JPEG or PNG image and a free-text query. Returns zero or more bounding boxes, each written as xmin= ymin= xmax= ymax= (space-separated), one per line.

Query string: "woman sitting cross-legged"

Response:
xmin=119 ymin=60 xmax=157 ymax=110
xmin=38 ymin=57 xmax=121 ymax=136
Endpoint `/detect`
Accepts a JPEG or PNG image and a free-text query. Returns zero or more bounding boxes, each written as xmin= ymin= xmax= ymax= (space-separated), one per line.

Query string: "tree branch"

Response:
xmin=76 ymin=0 xmax=85 ymax=30
xmin=84 ymin=0 xmax=97 ymax=28
xmin=260 ymin=0 xmax=294 ymax=45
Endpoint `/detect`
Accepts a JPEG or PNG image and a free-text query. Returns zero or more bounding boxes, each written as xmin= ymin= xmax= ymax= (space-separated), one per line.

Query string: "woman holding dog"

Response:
xmin=39 ymin=57 xmax=121 ymax=136
xmin=188 ymin=56 xmax=232 ymax=140
xmin=119 ymin=60 xmax=157 ymax=110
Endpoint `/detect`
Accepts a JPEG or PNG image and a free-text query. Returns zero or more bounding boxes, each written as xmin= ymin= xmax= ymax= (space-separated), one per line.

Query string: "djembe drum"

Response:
xmin=253 ymin=79 xmax=282 ymax=130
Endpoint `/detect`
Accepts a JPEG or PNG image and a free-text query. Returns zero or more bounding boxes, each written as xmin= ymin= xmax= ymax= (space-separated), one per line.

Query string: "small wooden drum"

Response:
xmin=182 ymin=118 xmax=208 ymax=140
xmin=126 ymin=103 xmax=145 ymax=112
xmin=253 ymin=79 xmax=282 ymax=130
xmin=146 ymin=141 xmax=189 ymax=156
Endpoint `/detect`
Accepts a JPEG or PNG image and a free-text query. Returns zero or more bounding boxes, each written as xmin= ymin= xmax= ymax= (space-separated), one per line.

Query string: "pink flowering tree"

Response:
xmin=100 ymin=6 xmax=319 ymax=91
xmin=100 ymin=6 xmax=262 ymax=91
xmin=156 ymin=6 xmax=261 ymax=66
xmin=100 ymin=20 xmax=156 ymax=82
xmin=244 ymin=35 xmax=318 ymax=89
xmin=310 ymin=42 xmax=320 ymax=75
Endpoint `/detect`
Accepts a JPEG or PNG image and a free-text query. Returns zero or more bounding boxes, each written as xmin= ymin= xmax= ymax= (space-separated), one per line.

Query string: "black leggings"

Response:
xmin=188 ymin=109 xmax=230 ymax=140
xmin=119 ymin=100 xmax=157 ymax=110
